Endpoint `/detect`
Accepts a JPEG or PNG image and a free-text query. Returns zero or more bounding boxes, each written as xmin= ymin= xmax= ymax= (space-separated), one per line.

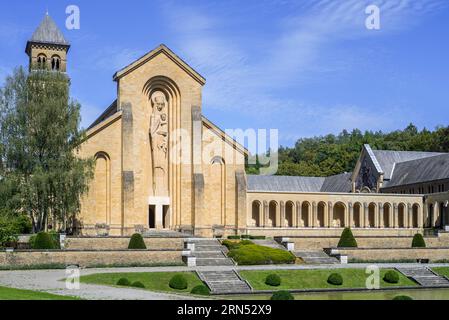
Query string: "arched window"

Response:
xmin=37 ymin=54 xmax=47 ymax=69
xmin=51 ymin=55 xmax=61 ymax=71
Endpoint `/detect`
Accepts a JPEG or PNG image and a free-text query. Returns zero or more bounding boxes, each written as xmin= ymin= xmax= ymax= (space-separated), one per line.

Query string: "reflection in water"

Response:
xmin=229 ymin=288 xmax=449 ymax=300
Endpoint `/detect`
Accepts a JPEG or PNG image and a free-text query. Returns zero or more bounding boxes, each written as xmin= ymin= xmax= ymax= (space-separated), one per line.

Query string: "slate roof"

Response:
xmin=247 ymin=173 xmax=353 ymax=193
xmin=247 ymin=175 xmax=325 ymax=192
xmin=87 ymin=100 xmax=118 ymax=130
xmin=320 ymin=172 xmax=353 ymax=193
xmin=372 ymin=149 xmax=444 ymax=180
xmin=28 ymin=14 xmax=69 ymax=46
xmin=383 ymin=154 xmax=449 ymax=188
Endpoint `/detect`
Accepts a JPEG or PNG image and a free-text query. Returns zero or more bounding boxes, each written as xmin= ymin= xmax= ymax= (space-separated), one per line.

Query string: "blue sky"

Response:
xmin=0 ymin=0 xmax=448 ymax=146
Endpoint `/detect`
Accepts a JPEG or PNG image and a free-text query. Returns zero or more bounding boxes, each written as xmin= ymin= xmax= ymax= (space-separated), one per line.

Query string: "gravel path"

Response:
xmin=1 ymin=263 xmax=449 ymax=300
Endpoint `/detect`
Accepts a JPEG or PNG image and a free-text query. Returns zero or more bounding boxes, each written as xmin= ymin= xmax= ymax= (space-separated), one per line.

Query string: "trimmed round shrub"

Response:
xmin=31 ymin=232 xmax=56 ymax=249
xmin=412 ymin=233 xmax=426 ymax=248
xmin=190 ymin=285 xmax=210 ymax=296
xmin=116 ymin=278 xmax=131 ymax=286
xmin=265 ymin=274 xmax=281 ymax=287
xmin=128 ymin=233 xmax=147 ymax=249
xmin=383 ymin=270 xmax=400 ymax=284
xmin=131 ymin=281 xmax=145 ymax=288
xmin=270 ymin=291 xmax=294 ymax=300
xmin=169 ymin=274 xmax=188 ymax=290
xmin=327 ymin=273 xmax=343 ymax=286
xmin=338 ymin=228 xmax=358 ymax=248
xmin=393 ymin=295 xmax=413 ymax=300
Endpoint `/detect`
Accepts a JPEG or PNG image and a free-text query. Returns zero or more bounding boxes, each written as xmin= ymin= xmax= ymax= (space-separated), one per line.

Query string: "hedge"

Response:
xmin=271 ymin=291 xmax=294 ymax=300
xmin=383 ymin=270 xmax=400 ymax=284
xmin=412 ymin=234 xmax=426 ymax=248
xmin=227 ymin=243 xmax=296 ymax=265
xmin=337 ymin=228 xmax=358 ymax=248
xmin=227 ymin=235 xmax=241 ymax=240
xmin=169 ymin=274 xmax=188 ymax=290
xmin=128 ymin=233 xmax=147 ymax=249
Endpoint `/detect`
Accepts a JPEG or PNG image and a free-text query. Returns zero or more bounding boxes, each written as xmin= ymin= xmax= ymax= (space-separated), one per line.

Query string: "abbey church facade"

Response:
xmin=26 ymin=15 xmax=449 ymax=237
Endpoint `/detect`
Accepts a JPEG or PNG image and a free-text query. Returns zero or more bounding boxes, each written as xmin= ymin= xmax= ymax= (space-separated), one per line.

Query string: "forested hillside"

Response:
xmin=246 ymin=124 xmax=449 ymax=177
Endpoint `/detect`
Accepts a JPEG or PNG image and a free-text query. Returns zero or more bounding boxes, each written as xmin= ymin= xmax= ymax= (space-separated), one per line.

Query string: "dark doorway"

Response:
xmin=163 ymin=205 xmax=170 ymax=229
xmin=149 ymin=205 xmax=156 ymax=229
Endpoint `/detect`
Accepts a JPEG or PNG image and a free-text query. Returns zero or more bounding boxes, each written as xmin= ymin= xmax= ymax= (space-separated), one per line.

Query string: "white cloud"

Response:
xmin=159 ymin=0 xmax=446 ymax=143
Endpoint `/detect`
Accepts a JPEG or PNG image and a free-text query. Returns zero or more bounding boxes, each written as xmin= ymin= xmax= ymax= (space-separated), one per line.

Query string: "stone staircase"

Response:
xmin=189 ymin=239 xmax=235 ymax=266
xmin=396 ymin=267 xmax=449 ymax=287
xmin=293 ymin=250 xmax=340 ymax=265
xmin=197 ymin=270 xmax=252 ymax=294
xmin=252 ymin=239 xmax=287 ymax=250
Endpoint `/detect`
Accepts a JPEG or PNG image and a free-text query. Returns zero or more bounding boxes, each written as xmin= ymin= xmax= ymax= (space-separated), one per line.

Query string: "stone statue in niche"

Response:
xmin=149 ymin=91 xmax=169 ymax=196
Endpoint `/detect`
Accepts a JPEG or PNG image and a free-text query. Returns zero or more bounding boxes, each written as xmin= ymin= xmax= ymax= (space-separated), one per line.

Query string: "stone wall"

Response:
xmin=0 ymin=250 xmax=182 ymax=268
xmin=338 ymin=247 xmax=449 ymax=262
xmin=246 ymin=227 xmax=423 ymax=237
xmin=64 ymin=237 xmax=184 ymax=250
xmin=291 ymin=236 xmax=449 ymax=250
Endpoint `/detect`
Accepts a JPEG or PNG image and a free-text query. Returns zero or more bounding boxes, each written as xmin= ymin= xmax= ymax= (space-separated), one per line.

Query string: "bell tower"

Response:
xmin=26 ymin=13 xmax=70 ymax=72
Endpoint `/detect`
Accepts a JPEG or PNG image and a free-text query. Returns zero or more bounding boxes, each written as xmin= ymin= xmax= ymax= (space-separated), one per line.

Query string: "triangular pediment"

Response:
xmin=113 ymin=44 xmax=206 ymax=85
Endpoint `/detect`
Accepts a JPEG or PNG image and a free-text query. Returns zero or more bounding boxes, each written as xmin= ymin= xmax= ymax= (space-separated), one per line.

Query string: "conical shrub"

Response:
xmin=337 ymin=228 xmax=358 ymax=248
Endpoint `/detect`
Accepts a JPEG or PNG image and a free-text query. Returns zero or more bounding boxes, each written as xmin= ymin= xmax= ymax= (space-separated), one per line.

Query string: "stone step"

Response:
xmin=199 ymin=271 xmax=241 ymax=281
xmin=396 ymin=267 xmax=449 ymax=288
xmin=197 ymin=270 xmax=252 ymax=294
xmin=251 ymin=239 xmax=287 ymax=250
xmin=194 ymin=251 xmax=226 ymax=258
xmin=195 ymin=245 xmax=224 ymax=251
xmin=196 ymin=258 xmax=235 ymax=266
xmin=294 ymin=250 xmax=340 ymax=264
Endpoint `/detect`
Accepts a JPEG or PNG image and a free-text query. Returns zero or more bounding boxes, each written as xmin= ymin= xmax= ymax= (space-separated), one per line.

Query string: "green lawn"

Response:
xmin=0 ymin=286 xmax=79 ymax=300
xmin=240 ymin=269 xmax=417 ymax=291
xmin=80 ymin=272 xmax=203 ymax=294
xmin=432 ymin=267 xmax=449 ymax=278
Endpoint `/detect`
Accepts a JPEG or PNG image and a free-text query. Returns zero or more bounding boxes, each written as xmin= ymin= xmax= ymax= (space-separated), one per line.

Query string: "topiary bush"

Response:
xmin=169 ymin=274 xmax=188 ymax=290
xmin=190 ymin=285 xmax=210 ymax=296
xmin=393 ymin=295 xmax=413 ymax=300
xmin=327 ymin=273 xmax=343 ymax=286
xmin=128 ymin=233 xmax=147 ymax=249
xmin=31 ymin=232 xmax=56 ymax=249
xmin=131 ymin=281 xmax=145 ymax=288
xmin=383 ymin=270 xmax=400 ymax=284
xmin=412 ymin=233 xmax=426 ymax=248
xmin=338 ymin=228 xmax=358 ymax=248
xmin=265 ymin=274 xmax=281 ymax=287
xmin=270 ymin=291 xmax=294 ymax=300
xmin=116 ymin=278 xmax=131 ymax=286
